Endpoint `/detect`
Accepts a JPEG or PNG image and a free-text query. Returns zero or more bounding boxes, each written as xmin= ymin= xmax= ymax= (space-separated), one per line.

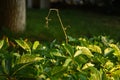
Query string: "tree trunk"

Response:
xmin=0 ymin=0 xmax=26 ymax=33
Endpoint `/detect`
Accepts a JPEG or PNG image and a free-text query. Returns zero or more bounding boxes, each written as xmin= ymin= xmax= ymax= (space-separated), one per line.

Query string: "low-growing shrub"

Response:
xmin=0 ymin=36 xmax=120 ymax=80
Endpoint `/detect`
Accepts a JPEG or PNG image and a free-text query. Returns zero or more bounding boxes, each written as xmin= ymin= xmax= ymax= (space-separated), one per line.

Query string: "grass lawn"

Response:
xmin=1 ymin=9 xmax=120 ymax=42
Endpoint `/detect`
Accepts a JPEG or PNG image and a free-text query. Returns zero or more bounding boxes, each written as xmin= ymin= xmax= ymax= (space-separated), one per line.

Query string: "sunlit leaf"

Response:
xmin=74 ymin=50 xmax=82 ymax=57
xmin=109 ymin=65 xmax=120 ymax=79
xmin=109 ymin=44 xmax=120 ymax=61
xmin=63 ymin=58 xmax=72 ymax=67
xmin=104 ymin=48 xmax=114 ymax=57
xmin=0 ymin=40 xmax=4 ymax=49
xmin=17 ymin=54 xmax=44 ymax=64
xmin=37 ymin=74 xmax=46 ymax=80
xmin=104 ymin=60 xmax=114 ymax=70
xmin=89 ymin=67 xmax=102 ymax=80
xmin=15 ymin=39 xmax=31 ymax=53
xmin=88 ymin=45 xmax=102 ymax=54
xmin=32 ymin=41 xmax=40 ymax=50
xmin=101 ymin=36 xmax=109 ymax=46
xmin=82 ymin=62 xmax=94 ymax=70
xmin=76 ymin=46 xmax=94 ymax=58
xmin=109 ymin=44 xmax=120 ymax=55
xmin=113 ymin=70 xmax=120 ymax=77
xmin=110 ymin=65 xmax=120 ymax=73
xmin=1 ymin=36 xmax=120 ymax=79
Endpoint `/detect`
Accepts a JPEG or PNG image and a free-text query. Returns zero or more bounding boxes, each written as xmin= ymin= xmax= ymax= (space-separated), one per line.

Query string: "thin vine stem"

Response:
xmin=45 ymin=9 xmax=68 ymax=43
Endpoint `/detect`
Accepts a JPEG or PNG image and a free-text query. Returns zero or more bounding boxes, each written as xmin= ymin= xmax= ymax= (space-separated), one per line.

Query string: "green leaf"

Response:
xmin=101 ymin=36 xmax=109 ymax=46
xmin=104 ymin=48 xmax=114 ymax=57
xmin=63 ymin=43 xmax=74 ymax=57
xmin=0 ymin=40 xmax=4 ymax=49
xmin=104 ymin=60 xmax=114 ymax=70
xmin=74 ymin=50 xmax=82 ymax=57
xmin=109 ymin=44 xmax=120 ymax=61
xmin=63 ymin=58 xmax=72 ymax=67
xmin=51 ymin=66 xmax=66 ymax=76
xmin=108 ymin=65 xmax=120 ymax=80
xmin=82 ymin=62 xmax=94 ymax=70
xmin=79 ymin=74 xmax=87 ymax=80
xmin=1 ymin=59 xmax=8 ymax=75
xmin=113 ymin=70 xmax=120 ymax=77
xmin=68 ymin=36 xmax=77 ymax=42
xmin=109 ymin=44 xmax=120 ymax=55
xmin=12 ymin=53 xmax=21 ymax=58
xmin=17 ymin=54 xmax=44 ymax=64
xmin=89 ymin=67 xmax=102 ymax=80
xmin=110 ymin=65 xmax=120 ymax=74
xmin=50 ymin=49 xmax=63 ymax=57
xmin=12 ymin=62 xmax=36 ymax=76
xmin=32 ymin=41 xmax=40 ymax=50
xmin=88 ymin=45 xmax=102 ymax=54
xmin=50 ymin=39 xmax=56 ymax=48
xmin=15 ymin=39 xmax=31 ymax=53
xmin=76 ymin=46 xmax=94 ymax=58
xmin=12 ymin=54 xmax=44 ymax=76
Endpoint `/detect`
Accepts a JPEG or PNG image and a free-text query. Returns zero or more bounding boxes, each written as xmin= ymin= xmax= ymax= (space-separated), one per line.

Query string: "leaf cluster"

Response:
xmin=0 ymin=36 xmax=120 ymax=80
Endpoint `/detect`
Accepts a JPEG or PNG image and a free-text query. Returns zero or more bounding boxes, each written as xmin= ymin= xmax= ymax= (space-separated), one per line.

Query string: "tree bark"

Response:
xmin=0 ymin=0 xmax=26 ymax=33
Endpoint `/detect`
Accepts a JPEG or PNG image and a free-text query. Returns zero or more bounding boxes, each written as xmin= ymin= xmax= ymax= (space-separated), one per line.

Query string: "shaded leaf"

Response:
xmin=50 ymin=49 xmax=64 ymax=57
xmin=1 ymin=59 xmax=8 ymax=75
xmin=62 ymin=43 xmax=74 ymax=57
xmin=51 ymin=66 xmax=66 ymax=76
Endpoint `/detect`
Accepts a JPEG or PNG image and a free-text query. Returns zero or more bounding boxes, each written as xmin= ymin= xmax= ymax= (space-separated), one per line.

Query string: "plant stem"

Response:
xmin=46 ymin=9 xmax=68 ymax=43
